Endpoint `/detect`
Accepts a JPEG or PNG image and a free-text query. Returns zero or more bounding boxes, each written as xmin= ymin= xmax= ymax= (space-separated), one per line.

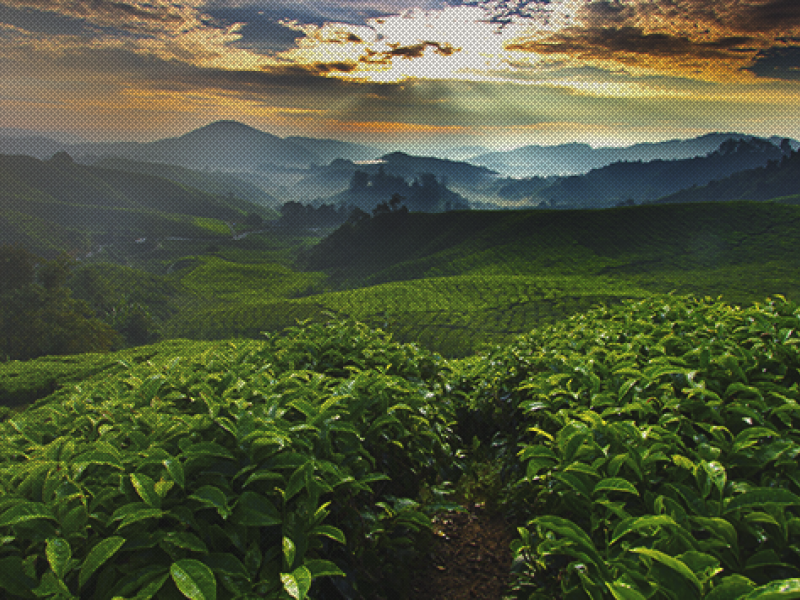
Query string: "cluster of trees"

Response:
xmin=0 ymin=245 xmax=160 ymax=361
xmin=279 ymin=193 xmax=411 ymax=230
xmin=345 ymin=167 xmax=469 ymax=213
xmin=0 ymin=246 xmax=119 ymax=360
xmin=278 ymin=202 xmax=354 ymax=229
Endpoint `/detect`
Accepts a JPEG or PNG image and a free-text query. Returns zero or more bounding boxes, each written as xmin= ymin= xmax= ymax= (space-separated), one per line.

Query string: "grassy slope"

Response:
xmin=117 ymin=201 xmax=800 ymax=360
xmin=91 ymin=157 xmax=281 ymax=210
xmin=5 ymin=200 xmax=800 ymax=407
xmin=0 ymin=154 xmax=275 ymax=257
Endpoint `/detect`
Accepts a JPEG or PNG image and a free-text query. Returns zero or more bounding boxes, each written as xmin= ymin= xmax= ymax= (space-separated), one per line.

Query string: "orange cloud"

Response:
xmin=329 ymin=120 xmax=472 ymax=135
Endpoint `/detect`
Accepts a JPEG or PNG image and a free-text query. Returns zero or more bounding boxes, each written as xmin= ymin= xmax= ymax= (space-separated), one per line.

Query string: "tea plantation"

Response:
xmin=1 ymin=295 xmax=799 ymax=599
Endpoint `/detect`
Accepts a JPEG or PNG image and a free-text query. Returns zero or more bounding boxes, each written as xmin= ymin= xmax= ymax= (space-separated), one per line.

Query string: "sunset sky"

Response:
xmin=2 ymin=0 xmax=800 ymax=151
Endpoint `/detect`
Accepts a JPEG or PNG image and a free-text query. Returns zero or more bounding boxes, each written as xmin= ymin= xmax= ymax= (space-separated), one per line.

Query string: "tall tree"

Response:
xmin=0 ymin=245 xmax=121 ymax=361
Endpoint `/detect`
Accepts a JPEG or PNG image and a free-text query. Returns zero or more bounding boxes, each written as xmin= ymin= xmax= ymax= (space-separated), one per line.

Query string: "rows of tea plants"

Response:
xmin=0 ymin=320 xmax=458 ymax=599
xmin=447 ymin=294 xmax=800 ymax=598
xmin=2 ymin=294 xmax=800 ymax=599
xmin=164 ymin=273 xmax=646 ymax=357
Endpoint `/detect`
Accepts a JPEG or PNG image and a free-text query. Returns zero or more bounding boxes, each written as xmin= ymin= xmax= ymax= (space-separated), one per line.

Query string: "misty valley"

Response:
xmin=2 ymin=123 xmax=800 ymax=599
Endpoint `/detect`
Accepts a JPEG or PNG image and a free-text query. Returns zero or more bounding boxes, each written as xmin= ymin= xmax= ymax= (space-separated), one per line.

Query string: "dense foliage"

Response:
xmin=449 ymin=295 xmax=800 ymax=598
xmin=0 ymin=320 xmax=456 ymax=599
xmin=2 ymin=295 xmax=800 ymax=598
xmin=0 ymin=246 xmax=121 ymax=361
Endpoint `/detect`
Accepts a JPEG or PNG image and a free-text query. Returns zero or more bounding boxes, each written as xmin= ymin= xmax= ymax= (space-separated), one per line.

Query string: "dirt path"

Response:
xmin=409 ymin=504 xmax=514 ymax=599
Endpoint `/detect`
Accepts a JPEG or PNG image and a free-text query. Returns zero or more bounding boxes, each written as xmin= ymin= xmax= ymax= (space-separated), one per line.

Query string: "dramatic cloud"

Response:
xmin=1 ymin=0 xmax=800 ymax=147
xmin=746 ymin=45 xmax=800 ymax=80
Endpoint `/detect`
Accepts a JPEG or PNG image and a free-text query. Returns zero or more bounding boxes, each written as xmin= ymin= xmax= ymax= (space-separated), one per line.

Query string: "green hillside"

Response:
xmin=128 ymin=201 xmax=800 ymax=359
xmin=1 ymin=297 xmax=799 ymax=598
xmin=0 ymin=153 xmax=276 ymax=258
xmin=6 ymin=199 xmax=800 ymax=365
xmin=304 ymin=201 xmax=800 ymax=297
xmin=90 ymin=157 xmax=281 ymax=210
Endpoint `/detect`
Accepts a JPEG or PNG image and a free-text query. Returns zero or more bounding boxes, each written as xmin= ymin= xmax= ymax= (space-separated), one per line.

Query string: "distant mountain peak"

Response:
xmin=200 ymin=120 xmax=257 ymax=130
xmin=185 ymin=120 xmax=276 ymax=139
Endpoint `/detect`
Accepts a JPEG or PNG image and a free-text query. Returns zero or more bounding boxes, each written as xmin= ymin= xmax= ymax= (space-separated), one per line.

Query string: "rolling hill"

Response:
xmin=0 ymin=152 xmax=276 ymax=257
xmin=470 ymin=132 xmax=799 ymax=177
xmin=511 ymin=138 xmax=788 ymax=209
xmin=652 ymin=145 xmax=800 ymax=205
xmin=89 ymin=157 xmax=281 ymax=208
xmin=146 ymin=201 xmax=800 ymax=357
xmin=0 ymin=121 xmax=382 ymax=172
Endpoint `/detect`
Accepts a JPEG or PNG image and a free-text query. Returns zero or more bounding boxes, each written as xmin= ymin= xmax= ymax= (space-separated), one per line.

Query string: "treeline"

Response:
xmin=278 ymin=192 xmax=410 ymax=230
xmin=0 ymin=245 xmax=163 ymax=361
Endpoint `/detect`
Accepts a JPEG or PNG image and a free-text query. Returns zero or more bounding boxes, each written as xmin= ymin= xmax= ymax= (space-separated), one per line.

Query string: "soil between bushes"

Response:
xmin=408 ymin=504 xmax=514 ymax=599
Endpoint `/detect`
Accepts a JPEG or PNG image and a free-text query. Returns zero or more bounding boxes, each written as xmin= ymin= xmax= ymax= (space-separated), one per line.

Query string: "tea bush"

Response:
xmin=2 ymin=296 xmax=800 ymax=599
xmin=0 ymin=320 xmax=457 ymax=599
xmin=456 ymin=295 xmax=800 ymax=598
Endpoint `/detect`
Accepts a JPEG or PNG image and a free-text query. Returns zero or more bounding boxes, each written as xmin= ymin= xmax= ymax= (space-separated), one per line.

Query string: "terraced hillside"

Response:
xmin=156 ymin=201 xmax=800 ymax=357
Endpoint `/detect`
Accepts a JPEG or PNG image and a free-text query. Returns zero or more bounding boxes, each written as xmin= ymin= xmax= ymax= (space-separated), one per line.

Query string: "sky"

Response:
xmin=2 ymin=0 xmax=800 ymax=151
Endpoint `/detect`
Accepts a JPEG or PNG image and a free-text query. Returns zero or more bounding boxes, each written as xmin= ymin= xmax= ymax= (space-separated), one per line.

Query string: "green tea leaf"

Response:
xmin=111 ymin=505 xmax=164 ymax=529
xmin=73 ymin=449 xmax=123 ymax=471
xmin=162 ymin=531 xmax=208 ymax=553
xmin=283 ymin=537 xmax=296 ymax=570
xmin=630 ymin=548 xmax=701 ymax=594
xmin=310 ymin=525 xmax=346 ymax=545
xmin=594 ymin=478 xmax=639 ymax=496
xmin=690 ymin=517 xmax=737 ymax=548
xmin=702 ymin=461 xmax=727 ymax=496
xmin=201 ymin=554 xmax=249 ymax=580
xmin=170 ymin=559 xmax=217 ymax=600
xmin=705 ymin=574 xmax=756 ymax=600
xmin=45 ymin=537 xmax=72 ymax=580
xmin=725 ymin=488 xmax=800 ymax=512
xmin=305 ymin=559 xmax=345 ymax=578
xmin=534 ymin=516 xmax=610 ymax=578
xmin=611 ymin=515 xmax=677 ymax=545
xmin=181 ymin=442 xmax=235 ymax=460
xmin=163 ymin=458 xmax=185 ymax=489
xmin=606 ymin=580 xmax=648 ymax=600
xmin=230 ymin=491 xmax=281 ymax=527
xmin=131 ymin=473 xmax=161 ymax=508
xmin=281 ymin=566 xmax=311 ymax=600
xmin=79 ymin=536 xmax=126 ymax=588
xmin=133 ymin=573 xmax=169 ymax=599
xmin=742 ymin=578 xmax=800 ymax=599
xmin=0 ymin=502 xmax=56 ymax=526
xmin=189 ymin=486 xmax=231 ymax=519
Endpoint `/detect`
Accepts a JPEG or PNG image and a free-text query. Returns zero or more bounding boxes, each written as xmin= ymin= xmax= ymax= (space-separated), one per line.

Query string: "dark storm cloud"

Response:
xmin=0 ymin=3 xmax=98 ymax=36
xmin=729 ymin=0 xmax=800 ymax=34
xmin=359 ymin=40 xmax=459 ymax=64
xmin=0 ymin=0 xmax=188 ymax=32
xmin=746 ymin=46 xmax=800 ymax=80
xmin=200 ymin=7 xmax=306 ymax=53
xmin=508 ymin=26 xmax=753 ymax=61
xmin=450 ymin=0 xmax=556 ymax=26
xmin=11 ymin=43 xmax=367 ymax=103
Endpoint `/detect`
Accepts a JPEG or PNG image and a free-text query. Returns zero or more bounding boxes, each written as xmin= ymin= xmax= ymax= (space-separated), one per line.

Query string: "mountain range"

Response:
xmin=529 ymin=138 xmax=791 ymax=209
xmin=471 ymin=133 xmax=800 ymax=177
xmin=0 ymin=121 xmax=381 ymax=172
xmin=651 ymin=147 xmax=800 ymax=205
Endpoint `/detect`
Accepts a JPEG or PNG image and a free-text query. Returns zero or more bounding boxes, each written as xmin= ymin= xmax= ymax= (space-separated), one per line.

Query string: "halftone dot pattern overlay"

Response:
xmin=2 ymin=0 xmax=800 ymax=598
